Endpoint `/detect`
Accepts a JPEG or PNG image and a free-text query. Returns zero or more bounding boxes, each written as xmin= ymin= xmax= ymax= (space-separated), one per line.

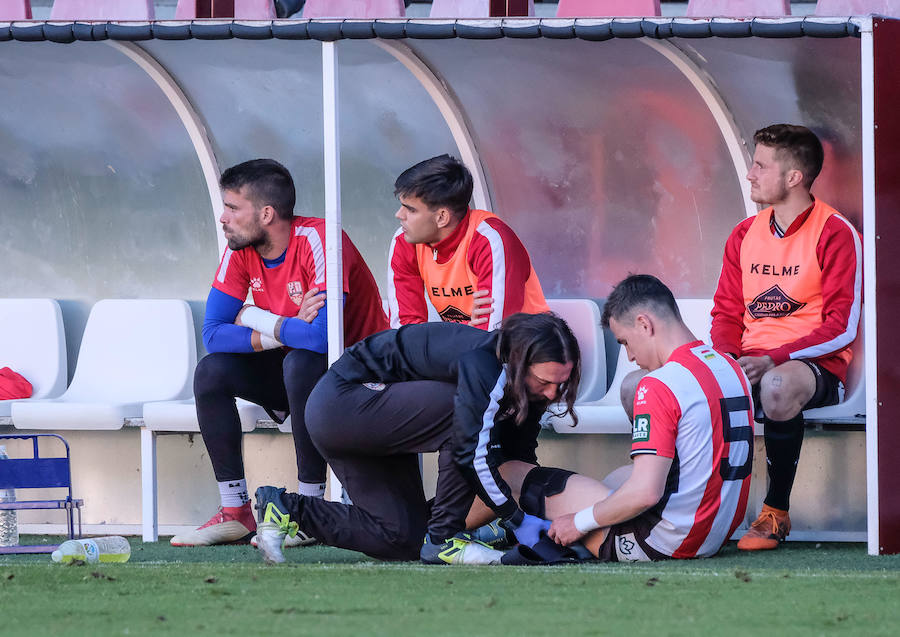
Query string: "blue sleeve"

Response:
xmin=277 ymin=294 xmax=346 ymax=354
xmin=202 ymin=288 xmax=253 ymax=353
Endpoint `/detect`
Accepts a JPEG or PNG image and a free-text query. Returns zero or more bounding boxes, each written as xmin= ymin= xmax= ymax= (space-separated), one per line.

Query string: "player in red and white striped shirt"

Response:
xmin=500 ymin=275 xmax=754 ymax=561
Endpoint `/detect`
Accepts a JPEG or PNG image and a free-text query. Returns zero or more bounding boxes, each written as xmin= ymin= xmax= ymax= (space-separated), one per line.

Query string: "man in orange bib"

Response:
xmin=387 ymin=155 xmax=549 ymax=330
xmin=711 ymin=124 xmax=862 ymax=551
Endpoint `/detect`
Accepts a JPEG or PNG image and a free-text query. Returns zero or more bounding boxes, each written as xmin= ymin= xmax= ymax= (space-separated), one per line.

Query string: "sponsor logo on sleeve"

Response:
xmin=632 ymin=414 xmax=651 ymax=442
xmin=635 ymin=384 xmax=648 ymax=406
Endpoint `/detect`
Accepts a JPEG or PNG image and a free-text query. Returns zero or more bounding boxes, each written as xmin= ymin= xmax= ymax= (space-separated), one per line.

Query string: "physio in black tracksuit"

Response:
xmin=277 ymin=314 xmax=581 ymax=561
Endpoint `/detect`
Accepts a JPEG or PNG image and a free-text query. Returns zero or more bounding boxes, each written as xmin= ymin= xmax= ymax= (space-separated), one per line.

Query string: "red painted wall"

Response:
xmin=873 ymin=17 xmax=900 ymax=555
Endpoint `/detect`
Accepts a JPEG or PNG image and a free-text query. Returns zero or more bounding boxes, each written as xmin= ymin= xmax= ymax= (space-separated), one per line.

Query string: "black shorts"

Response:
xmin=596 ymin=509 xmax=670 ymax=562
xmin=752 ymin=359 xmax=843 ymax=422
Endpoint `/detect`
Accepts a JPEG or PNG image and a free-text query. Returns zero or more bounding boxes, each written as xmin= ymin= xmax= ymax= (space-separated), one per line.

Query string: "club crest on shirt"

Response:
xmin=632 ymin=414 xmax=651 ymax=442
xmin=747 ymin=285 xmax=806 ymax=319
xmin=250 ymin=277 xmax=263 ymax=292
xmin=287 ymin=281 xmax=304 ymax=305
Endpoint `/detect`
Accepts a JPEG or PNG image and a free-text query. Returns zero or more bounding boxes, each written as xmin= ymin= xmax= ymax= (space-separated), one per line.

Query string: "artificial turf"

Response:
xmin=1 ymin=537 xmax=899 ymax=636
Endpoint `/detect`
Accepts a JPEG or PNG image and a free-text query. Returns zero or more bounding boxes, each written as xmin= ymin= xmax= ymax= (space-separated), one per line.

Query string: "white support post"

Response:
xmin=859 ymin=19 xmax=879 ymax=556
xmin=322 ymin=41 xmax=346 ymax=503
xmin=140 ymin=428 xmax=158 ymax=542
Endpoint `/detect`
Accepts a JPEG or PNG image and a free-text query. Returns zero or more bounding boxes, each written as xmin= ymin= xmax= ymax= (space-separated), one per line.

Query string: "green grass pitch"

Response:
xmin=2 ymin=537 xmax=899 ymax=636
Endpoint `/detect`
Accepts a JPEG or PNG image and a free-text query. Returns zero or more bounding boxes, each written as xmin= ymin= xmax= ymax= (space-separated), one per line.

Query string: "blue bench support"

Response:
xmin=0 ymin=433 xmax=83 ymax=554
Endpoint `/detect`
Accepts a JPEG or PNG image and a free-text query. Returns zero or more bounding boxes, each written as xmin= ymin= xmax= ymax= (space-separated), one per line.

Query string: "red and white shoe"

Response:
xmin=170 ymin=503 xmax=256 ymax=546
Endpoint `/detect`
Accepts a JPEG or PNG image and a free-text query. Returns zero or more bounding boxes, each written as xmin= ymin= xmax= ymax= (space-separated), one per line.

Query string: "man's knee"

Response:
xmin=282 ymin=349 xmax=326 ymax=388
xmin=194 ymin=353 xmax=236 ymax=397
xmin=758 ymin=363 xmax=815 ymax=421
xmin=620 ymin=370 xmax=649 ymax=422
xmin=519 ymin=467 xmax=576 ymax=518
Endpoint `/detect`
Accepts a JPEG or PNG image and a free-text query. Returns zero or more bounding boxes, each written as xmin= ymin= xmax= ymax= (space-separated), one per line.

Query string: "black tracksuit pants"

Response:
xmin=287 ymin=370 xmax=473 ymax=561
xmin=194 ymin=348 xmax=328 ymax=485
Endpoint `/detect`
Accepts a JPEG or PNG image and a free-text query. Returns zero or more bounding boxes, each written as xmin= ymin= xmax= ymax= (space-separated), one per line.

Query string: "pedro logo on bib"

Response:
xmin=632 ymin=414 xmax=651 ymax=442
xmin=438 ymin=305 xmax=471 ymax=324
xmin=746 ymin=285 xmax=807 ymax=319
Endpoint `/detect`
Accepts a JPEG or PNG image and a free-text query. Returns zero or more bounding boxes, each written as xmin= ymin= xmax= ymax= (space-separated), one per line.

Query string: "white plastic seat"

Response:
xmin=0 ymin=299 xmax=67 ymax=418
xmin=143 ymin=397 xmax=265 ymax=433
xmin=549 ymin=298 xmax=713 ymax=434
xmin=546 ymin=299 xmax=606 ymax=402
xmin=804 ymin=305 xmax=865 ymax=423
xmin=12 ymin=299 xmax=195 ymax=430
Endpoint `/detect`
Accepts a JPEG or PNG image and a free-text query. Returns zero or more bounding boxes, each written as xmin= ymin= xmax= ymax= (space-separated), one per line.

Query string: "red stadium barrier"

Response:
xmin=302 ymin=0 xmax=405 ymax=19
xmin=815 ymin=0 xmax=900 ymax=15
xmin=49 ymin=0 xmax=155 ymax=20
xmin=686 ymin=0 xmax=791 ymax=16
xmin=556 ymin=0 xmax=661 ymax=17
xmin=0 ymin=0 xmax=32 ymax=20
xmin=175 ymin=0 xmax=277 ymax=19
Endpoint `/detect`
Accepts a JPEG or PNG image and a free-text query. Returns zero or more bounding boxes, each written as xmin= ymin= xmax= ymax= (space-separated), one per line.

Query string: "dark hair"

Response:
xmin=393 ymin=154 xmax=474 ymax=219
xmin=496 ymin=313 xmax=581 ymax=426
xmin=753 ymin=124 xmax=824 ymax=189
xmin=601 ymin=274 xmax=681 ymax=329
xmin=220 ymin=159 xmax=296 ymax=221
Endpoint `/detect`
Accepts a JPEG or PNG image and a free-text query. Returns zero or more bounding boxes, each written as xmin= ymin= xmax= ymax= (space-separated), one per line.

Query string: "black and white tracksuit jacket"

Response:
xmin=330 ymin=322 xmax=544 ymax=522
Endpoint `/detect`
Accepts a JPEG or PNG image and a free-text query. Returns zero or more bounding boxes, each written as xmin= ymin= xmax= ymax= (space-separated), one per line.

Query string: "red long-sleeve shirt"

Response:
xmin=710 ymin=203 xmax=862 ymax=382
xmin=386 ymin=210 xmax=544 ymax=330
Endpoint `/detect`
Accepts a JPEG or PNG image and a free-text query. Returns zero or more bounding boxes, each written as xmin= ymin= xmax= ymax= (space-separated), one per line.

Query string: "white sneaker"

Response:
xmin=250 ymin=529 xmax=316 ymax=549
xmin=420 ymin=533 xmax=504 ymax=565
xmin=255 ymin=521 xmax=287 ymax=564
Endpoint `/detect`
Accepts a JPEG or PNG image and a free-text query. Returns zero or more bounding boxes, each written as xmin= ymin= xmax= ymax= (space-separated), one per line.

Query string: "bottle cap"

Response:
xmin=51 ymin=550 xmax=62 ymax=563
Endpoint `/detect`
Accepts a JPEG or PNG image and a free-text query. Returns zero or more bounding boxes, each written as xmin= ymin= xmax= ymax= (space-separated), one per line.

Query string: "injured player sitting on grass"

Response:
xmin=466 ymin=274 xmax=755 ymax=562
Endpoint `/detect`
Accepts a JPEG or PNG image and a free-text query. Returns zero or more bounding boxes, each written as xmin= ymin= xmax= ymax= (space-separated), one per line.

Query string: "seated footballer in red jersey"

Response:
xmin=711 ymin=125 xmax=862 ymax=551
xmin=465 ymin=275 xmax=754 ymax=562
xmin=386 ymin=154 xmax=549 ymax=331
xmin=170 ymin=159 xmax=388 ymax=547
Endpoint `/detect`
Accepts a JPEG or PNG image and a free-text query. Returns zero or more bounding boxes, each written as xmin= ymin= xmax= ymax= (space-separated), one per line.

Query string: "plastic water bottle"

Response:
xmin=0 ymin=445 xmax=18 ymax=548
xmin=51 ymin=536 xmax=131 ymax=564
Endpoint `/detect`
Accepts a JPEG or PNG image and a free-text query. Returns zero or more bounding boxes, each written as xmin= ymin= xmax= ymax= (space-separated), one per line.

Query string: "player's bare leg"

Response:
xmin=758 ymin=360 xmax=816 ymax=421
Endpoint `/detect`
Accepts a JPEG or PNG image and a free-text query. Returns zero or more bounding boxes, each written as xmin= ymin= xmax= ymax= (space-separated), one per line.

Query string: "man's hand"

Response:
xmin=296 ymin=287 xmax=326 ymax=323
xmin=547 ymin=513 xmax=586 ymax=547
xmin=506 ymin=512 xmax=551 ymax=548
xmin=737 ymin=355 xmax=775 ymax=385
xmin=468 ymin=289 xmax=494 ymax=327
